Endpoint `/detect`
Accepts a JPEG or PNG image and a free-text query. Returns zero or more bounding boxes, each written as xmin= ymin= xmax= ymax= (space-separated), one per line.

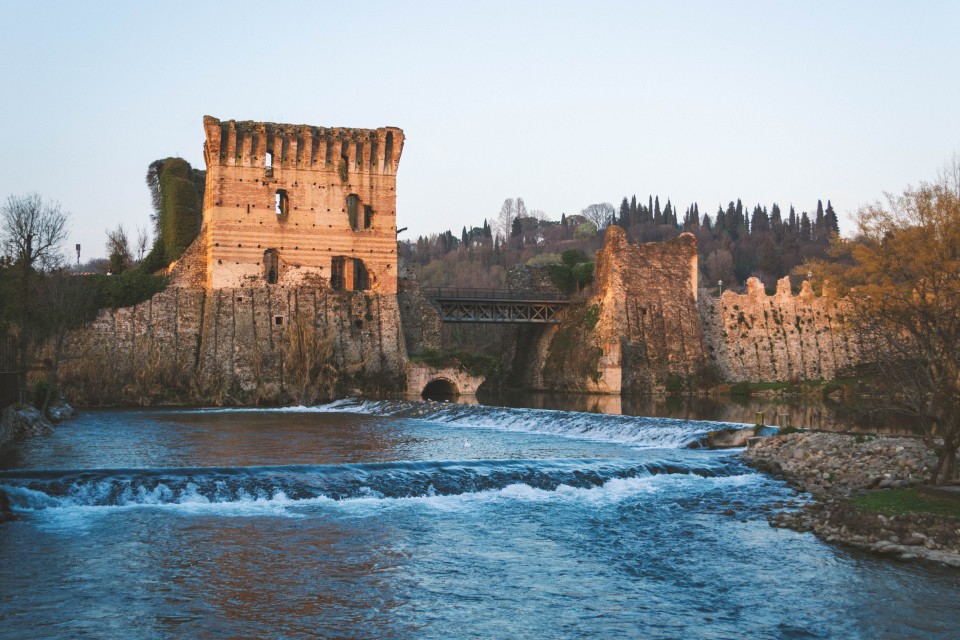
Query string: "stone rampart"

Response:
xmin=507 ymin=227 xmax=706 ymax=393
xmin=700 ymin=277 xmax=860 ymax=382
xmin=57 ymin=286 xmax=407 ymax=406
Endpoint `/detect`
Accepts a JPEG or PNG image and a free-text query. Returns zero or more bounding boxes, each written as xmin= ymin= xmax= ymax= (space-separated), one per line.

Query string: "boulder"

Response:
xmin=707 ymin=426 xmax=757 ymax=449
xmin=47 ymin=403 xmax=75 ymax=422
xmin=0 ymin=405 xmax=53 ymax=447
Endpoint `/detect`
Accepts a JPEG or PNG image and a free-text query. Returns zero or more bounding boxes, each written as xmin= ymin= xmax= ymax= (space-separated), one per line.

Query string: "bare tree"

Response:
xmin=0 ymin=193 xmax=69 ymax=391
xmin=581 ymin=203 xmax=616 ymax=230
xmin=105 ymin=225 xmax=133 ymax=274
xmin=136 ymin=226 xmax=150 ymax=263
xmin=496 ymin=198 xmax=515 ymax=241
xmin=939 ymin=151 xmax=960 ymax=197
xmin=0 ymin=193 xmax=68 ymax=272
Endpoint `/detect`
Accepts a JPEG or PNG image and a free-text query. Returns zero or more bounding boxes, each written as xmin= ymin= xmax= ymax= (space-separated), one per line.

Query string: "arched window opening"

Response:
xmin=263 ymin=249 xmax=279 ymax=284
xmin=353 ymin=258 xmax=369 ymax=290
xmin=363 ymin=205 xmax=374 ymax=229
xmin=347 ymin=194 xmax=360 ymax=231
xmin=275 ymin=190 xmax=288 ymax=218
xmin=330 ymin=256 xmax=371 ymax=291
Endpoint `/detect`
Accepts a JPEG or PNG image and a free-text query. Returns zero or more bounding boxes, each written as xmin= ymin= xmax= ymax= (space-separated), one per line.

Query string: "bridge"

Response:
xmin=421 ymin=288 xmax=570 ymax=324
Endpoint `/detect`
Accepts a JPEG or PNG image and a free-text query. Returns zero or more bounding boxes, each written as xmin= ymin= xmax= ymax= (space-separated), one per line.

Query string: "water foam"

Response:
xmin=0 ymin=457 xmax=751 ymax=517
xmin=184 ymin=398 xmax=738 ymax=449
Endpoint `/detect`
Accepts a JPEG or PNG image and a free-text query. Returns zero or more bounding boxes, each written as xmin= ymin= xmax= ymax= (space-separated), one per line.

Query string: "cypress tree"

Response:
xmin=824 ymin=200 xmax=839 ymax=235
xmin=800 ymin=211 xmax=812 ymax=242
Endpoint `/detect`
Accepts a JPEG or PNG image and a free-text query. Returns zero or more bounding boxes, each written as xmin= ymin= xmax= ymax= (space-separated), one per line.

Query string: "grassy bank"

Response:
xmin=853 ymin=488 xmax=960 ymax=520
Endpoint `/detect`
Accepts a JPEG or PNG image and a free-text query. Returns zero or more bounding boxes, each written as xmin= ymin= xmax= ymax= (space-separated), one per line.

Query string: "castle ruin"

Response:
xmin=199 ymin=116 xmax=404 ymax=292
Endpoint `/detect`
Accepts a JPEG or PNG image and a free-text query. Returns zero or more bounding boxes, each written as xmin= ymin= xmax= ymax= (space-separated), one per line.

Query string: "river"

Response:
xmin=0 ymin=399 xmax=957 ymax=639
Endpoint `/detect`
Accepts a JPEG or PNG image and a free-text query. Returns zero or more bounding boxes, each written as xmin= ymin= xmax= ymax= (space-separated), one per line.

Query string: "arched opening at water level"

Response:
xmin=421 ymin=378 xmax=459 ymax=401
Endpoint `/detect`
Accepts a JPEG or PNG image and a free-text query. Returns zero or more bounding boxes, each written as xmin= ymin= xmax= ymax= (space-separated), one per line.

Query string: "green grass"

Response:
xmin=853 ymin=488 xmax=960 ymax=520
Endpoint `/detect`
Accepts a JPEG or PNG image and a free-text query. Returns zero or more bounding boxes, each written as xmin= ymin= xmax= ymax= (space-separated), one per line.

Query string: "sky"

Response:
xmin=1 ymin=1 xmax=958 ymax=260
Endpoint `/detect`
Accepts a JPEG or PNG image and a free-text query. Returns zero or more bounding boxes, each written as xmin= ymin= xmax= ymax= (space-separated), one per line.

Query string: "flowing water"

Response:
xmin=1 ymin=400 xmax=958 ymax=639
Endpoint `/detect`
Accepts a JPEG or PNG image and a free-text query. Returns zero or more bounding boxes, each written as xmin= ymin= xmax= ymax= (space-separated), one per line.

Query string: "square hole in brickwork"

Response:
xmin=274 ymin=316 xmax=284 ymax=326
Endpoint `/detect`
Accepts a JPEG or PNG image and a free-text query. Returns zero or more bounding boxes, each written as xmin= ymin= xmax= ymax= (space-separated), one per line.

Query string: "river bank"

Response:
xmin=744 ymin=432 xmax=960 ymax=567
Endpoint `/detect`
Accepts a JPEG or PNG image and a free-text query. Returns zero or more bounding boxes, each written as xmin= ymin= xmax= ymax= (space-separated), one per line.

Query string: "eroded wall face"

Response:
xmin=56 ymin=287 xmax=408 ymax=406
xmin=201 ymin=117 xmax=403 ymax=292
xmin=593 ymin=227 xmax=706 ymax=392
xmin=700 ymin=277 xmax=860 ymax=382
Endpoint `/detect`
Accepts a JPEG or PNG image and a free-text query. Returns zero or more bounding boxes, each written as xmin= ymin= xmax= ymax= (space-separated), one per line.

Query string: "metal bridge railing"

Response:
xmin=421 ymin=287 xmax=569 ymax=302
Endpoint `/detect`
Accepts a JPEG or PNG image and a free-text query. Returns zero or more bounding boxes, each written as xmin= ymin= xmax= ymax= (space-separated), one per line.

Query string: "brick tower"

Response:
xmin=200 ymin=116 xmax=403 ymax=291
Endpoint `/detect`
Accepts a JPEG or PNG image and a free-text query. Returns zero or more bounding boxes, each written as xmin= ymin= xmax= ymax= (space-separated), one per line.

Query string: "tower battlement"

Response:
xmin=200 ymin=116 xmax=404 ymax=292
xmin=202 ymin=116 xmax=403 ymax=175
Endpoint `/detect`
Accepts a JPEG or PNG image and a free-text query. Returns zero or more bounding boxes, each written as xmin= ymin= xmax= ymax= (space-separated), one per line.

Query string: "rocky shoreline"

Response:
xmin=0 ymin=403 xmax=74 ymax=449
xmin=744 ymin=432 xmax=960 ymax=567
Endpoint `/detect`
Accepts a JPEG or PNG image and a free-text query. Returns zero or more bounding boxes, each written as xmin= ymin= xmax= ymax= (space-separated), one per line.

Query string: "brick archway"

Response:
xmin=421 ymin=377 xmax=459 ymax=400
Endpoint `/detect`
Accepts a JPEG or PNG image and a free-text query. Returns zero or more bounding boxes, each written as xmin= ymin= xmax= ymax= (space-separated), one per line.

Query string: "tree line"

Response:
xmin=404 ymin=193 xmax=840 ymax=293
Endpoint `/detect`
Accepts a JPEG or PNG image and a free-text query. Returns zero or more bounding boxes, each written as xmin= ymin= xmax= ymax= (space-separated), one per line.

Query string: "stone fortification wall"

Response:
xmin=593 ymin=227 xmax=705 ymax=393
xmin=700 ymin=277 xmax=860 ymax=382
xmin=57 ymin=287 xmax=407 ymax=406
xmin=199 ymin=116 xmax=403 ymax=292
xmin=396 ymin=257 xmax=441 ymax=355
xmin=506 ymin=227 xmax=706 ymax=394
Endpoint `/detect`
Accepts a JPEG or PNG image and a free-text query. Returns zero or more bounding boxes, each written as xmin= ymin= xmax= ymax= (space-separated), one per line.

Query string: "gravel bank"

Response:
xmin=744 ymin=431 xmax=960 ymax=567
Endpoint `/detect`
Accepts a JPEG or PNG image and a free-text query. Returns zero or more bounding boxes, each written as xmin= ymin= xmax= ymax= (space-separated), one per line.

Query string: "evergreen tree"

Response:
xmin=750 ymin=204 xmax=769 ymax=235
xmin=654 ymin=196 xmax=662 ymax=224
xmin=814 ymin=199 xmax=825 ymax=242
xmin=824 ymin=200 xmax=839 ymax=235
xmin=629 ymin=195 xmax=638 ymax=225
xmin=715 ymin=205 xmax=726 ymax=236
xmin=770 ymin=203 xmax=783 ymax=242
xmin=800 ymin=211 xmax=812 ymax=242
xmin=619 ymin=197 xmax=630 ymax=226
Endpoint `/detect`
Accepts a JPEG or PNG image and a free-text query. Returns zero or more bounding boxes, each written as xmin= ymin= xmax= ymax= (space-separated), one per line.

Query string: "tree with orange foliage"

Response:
xmin=811 ymin=162 xmax=960 ymax=483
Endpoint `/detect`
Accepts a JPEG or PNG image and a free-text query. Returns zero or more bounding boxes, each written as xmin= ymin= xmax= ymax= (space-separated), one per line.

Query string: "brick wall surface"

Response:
xmin=193 ymin=116 xmax=403 ymax=292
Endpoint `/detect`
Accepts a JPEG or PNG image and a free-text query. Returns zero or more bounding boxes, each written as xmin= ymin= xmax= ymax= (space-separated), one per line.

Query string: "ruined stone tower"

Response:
xmin=200 ymin=116 xmax=404 ymax=291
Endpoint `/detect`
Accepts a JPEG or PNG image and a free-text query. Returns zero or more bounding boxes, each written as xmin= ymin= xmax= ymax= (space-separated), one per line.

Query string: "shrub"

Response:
xmin=561 ymin=249 xmax=587 ymax=266
xmin=584 ymin=304 xmax=600 ymax=330
xmin=88 ymin=272 xmax=169 ymax=310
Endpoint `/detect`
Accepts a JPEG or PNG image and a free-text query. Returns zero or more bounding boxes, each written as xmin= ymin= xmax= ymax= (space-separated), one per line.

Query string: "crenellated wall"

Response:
xmin=700 ymin=277 xmax=861 ymax=382
xmin=199 ymin=116 xmax=403 ymax=292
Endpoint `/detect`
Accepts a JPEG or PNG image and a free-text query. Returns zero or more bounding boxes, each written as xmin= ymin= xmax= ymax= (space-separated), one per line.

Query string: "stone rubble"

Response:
xmin=743 ymin=431 xmax=960 ymax=567
xmin=0 ymin=405 xmax=54 ymax=448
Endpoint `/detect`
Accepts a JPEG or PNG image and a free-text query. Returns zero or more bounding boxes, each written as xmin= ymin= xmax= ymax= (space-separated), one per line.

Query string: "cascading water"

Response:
xmin=2 ymin=402 xmax=959 ymax=640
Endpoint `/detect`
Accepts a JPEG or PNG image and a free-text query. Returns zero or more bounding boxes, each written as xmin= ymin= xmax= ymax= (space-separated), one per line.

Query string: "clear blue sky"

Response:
xmin=1 ymin=1 xmax=958 ymax=259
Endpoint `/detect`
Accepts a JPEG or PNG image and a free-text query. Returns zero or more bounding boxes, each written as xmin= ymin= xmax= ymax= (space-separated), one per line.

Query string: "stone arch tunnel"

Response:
xmin=406 ymin=363 xmax=485 ymax=400
xmin=421 ymin=377 xmax=460 ymax=400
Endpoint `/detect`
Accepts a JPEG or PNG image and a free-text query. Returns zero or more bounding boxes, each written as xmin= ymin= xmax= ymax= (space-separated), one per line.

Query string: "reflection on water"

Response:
xmin=477 ymin=390 xmax=922 ymax=435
